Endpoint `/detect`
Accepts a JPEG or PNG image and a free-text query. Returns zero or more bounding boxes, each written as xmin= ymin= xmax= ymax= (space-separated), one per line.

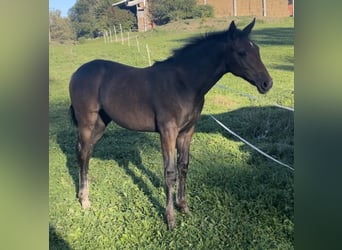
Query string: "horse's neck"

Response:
xmin=176 ymin=50 xmax=228 ymax=97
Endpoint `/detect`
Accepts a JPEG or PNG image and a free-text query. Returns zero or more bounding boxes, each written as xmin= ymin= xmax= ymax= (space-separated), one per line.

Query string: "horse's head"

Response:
xmin=226 ymin=18 xmax=273 ymax=94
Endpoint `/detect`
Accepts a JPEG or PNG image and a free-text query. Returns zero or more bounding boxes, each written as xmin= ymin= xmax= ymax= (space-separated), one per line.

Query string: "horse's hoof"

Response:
xmin=176 ymin=200 xmax=189 ymax=214
xmin=180 ymin=206 xmax=189 ymax=214
xmin=80 ymin=199 xmax=91 ymax=209
xmin=167 ymin=219 xmax=176 ymax=231
xmin=165 ymin=212 xmax=176 ymax=230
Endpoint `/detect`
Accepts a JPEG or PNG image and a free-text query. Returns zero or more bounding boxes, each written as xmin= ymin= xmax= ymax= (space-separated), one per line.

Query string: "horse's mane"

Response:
xmin=153 ymin=27 xmax=245 ymax=66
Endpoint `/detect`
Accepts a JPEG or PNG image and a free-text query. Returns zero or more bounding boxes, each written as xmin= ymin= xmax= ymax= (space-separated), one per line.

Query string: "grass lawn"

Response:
xmin=49 ymin=17 xmax=294 ymax=249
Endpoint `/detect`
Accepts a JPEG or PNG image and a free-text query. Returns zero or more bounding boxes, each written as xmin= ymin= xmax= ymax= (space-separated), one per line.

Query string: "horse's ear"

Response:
xmin=242 ymin=18 xmax=256 ymax=36
xmin=227 ymin=20 xmax=237 ymax=39
xmin=228 ymin=20 xmax=237 ymax=33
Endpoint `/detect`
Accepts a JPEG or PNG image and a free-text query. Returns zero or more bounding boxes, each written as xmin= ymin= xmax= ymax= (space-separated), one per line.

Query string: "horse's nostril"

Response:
xmin=262 ymin=80 xmax=272 ymax=90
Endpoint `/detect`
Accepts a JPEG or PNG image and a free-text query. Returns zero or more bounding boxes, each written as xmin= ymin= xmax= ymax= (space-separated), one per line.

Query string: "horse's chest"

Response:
xmin=178 ymin=100 xmax=204 ymax=128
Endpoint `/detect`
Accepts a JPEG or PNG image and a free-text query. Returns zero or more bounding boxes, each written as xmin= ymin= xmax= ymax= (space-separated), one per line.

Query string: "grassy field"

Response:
xmin=49 ymin=17 xmax=294 ymax=249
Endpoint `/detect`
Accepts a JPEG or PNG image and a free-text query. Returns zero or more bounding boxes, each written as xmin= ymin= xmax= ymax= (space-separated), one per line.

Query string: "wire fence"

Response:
xmin=209 ymin=115 xmax=294 ymax=171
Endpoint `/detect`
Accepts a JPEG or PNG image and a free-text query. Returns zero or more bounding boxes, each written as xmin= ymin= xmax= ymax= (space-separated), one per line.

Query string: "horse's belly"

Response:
xmin=115 ymin=117 xmax=156 ymax=132
xmin=106 ymin=107 xmax=157 ymax=132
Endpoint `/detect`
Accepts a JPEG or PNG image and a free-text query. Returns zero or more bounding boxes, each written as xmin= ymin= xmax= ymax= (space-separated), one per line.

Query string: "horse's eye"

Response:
xmin=238 ymin=50 xmax=247 ymax=57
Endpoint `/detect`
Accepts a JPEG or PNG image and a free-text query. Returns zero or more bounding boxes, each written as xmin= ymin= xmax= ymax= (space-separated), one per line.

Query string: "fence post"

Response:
xmin=146 ymin=44 xmax=151 ymax=66
xmin=127 ymin=31 xmax=130 ymax=47
xmin=109 ymin=29 xmax=113 ymax=43
xmin=136 ymin=36 xmax=140 ymax=53
xmin=119 ymin=24 xmax=124 ymax=44
xmin=113 ymin=25 xmax=118 ymax=42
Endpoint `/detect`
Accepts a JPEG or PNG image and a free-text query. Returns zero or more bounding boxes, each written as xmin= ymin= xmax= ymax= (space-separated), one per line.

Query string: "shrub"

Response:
xmin=150 ymin=0 xmax=214 ymax=25
xmin=193 ymin=5 xmax=214 ymax=18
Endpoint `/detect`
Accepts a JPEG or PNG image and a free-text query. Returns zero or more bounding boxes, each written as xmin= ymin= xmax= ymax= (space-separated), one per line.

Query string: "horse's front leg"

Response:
xmin=159 ymin=126 xmax=178 ymax=230
xmin=176 ymin=126 xmax=195 ymax=214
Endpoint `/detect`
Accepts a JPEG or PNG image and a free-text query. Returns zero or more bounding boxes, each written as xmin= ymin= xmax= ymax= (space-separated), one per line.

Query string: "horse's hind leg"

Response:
xmin=176 ymin=125 xmax=195 ymax=214
xmin=76 ymin=112 xmax=107 ymax=209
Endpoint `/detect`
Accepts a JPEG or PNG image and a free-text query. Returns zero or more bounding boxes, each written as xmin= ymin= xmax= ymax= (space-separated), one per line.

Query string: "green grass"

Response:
xmin=49 ymin=17 xmax=294 ymax=249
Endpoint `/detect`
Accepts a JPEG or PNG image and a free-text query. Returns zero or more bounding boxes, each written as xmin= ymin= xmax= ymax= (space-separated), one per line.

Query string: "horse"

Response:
xmin=69 ymin=18 xmax=272 ymax=230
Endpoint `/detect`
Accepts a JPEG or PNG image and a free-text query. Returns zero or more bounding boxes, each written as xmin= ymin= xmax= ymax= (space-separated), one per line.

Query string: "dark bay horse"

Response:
xmin=69 ymin=18 xmax=272 ymax=230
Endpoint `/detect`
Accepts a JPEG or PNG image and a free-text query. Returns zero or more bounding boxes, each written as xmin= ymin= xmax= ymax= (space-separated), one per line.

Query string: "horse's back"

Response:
xmin=69 ymin=59 xmax=128 ymax=94
xmin=69 ymin=59 xmax=130 ymax=110
xmin=69 ymin=59 xmax=156 ymax=130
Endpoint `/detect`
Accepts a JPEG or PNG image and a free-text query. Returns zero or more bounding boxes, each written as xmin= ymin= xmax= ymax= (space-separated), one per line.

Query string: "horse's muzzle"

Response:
xmin=257 ymin=79 xmax=273 ymax=94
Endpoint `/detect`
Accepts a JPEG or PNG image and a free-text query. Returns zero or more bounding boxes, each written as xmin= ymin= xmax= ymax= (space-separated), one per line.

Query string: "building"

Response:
xmin=112 ymin=0 xmax=150 ymax=32
xmin=113 ymin=0 xmax=293 ymax=33
xmin=197 ymin=0 xmax=292 ymax=17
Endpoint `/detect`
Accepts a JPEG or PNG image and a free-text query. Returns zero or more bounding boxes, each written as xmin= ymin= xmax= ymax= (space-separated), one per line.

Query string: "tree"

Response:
xmin=68 ymin=0 xmax=97 ymax=38
xmin=67 ymin=0 xmax=213 ymax=39
xmin=49 ymin=10 xmax=74 ymax=41
xmin=149 ymin=0 xmax=214 ymax=25
xmin=68 ymin=0 xmax=136 ymax=39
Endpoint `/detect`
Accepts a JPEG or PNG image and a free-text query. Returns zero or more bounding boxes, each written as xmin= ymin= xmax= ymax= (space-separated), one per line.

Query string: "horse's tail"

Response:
xmin=69 ymin=105 xmax=78 ymax=127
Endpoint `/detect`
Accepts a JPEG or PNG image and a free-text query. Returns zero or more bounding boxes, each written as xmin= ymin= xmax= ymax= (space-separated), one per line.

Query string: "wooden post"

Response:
xmin=119 ymin=24 xmax=124 ymax=44
xmin=233 ymin=0 xmax=237 ymax=16
xmin=127 ymin=31 xmax=130 ymax=47
xmin=113 ymin=25 xmax=118 ymax=42
xmin=146 ymin=44 xmax=151 ymax=66
xmin=136 ymin=36 xmax=140 ymax=53
xmin=262 ymin=0 xmax=267 ymax=16
xmin=109 ymin=29 xmax=113 ymax=43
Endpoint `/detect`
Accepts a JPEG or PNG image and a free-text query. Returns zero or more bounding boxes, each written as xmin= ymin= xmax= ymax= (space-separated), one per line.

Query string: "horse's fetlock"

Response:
xmin=176 ymin=200 xmax=189 ymax=214
xmin=166 ymin=178 xmax=176 ymax=187
xmin=180 ymin=167 xmax=188 ymax=175
xmin=166 ymin=170 xmax=175 ymax=176
xmin=165 ymin=209 xmax=176 ymax=230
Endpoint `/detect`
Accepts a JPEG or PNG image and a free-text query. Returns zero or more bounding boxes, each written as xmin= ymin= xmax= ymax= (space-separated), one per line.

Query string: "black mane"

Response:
xmin=172 ymin=31 xmax=227 ymax=57
xmin=153 ymin=27 xmax=246 ymax=66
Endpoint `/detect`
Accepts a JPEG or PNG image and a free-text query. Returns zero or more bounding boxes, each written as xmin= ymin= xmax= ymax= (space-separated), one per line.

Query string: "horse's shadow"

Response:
xmin=197 ymin=106 xmax=294 ymax=167
xmin=49 ymin=224 xmax=71 ymax=250
xmin=57 ymin=105 xmax=293 ymax=217
xmin=57 ymin=124 xmax=164 ymax=214
xmin=194 ymin=106 xmax=294 ymax=219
